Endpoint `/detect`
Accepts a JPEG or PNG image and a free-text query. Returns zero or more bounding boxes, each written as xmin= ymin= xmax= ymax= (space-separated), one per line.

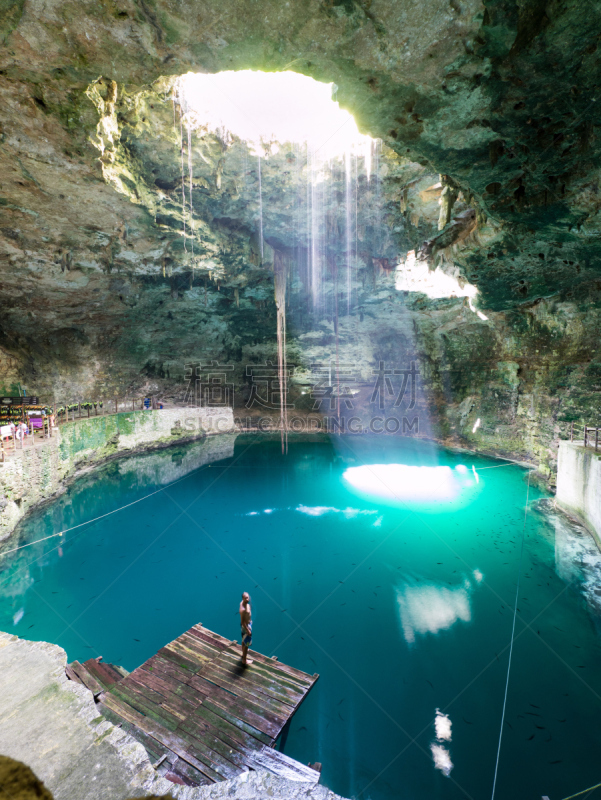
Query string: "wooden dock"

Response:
xmin=66 ymin=624 xmax=320 ymax=787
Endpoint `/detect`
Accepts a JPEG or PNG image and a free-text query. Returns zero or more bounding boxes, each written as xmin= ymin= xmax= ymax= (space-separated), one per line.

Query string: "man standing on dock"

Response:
xmin=239 ymin=592 xmax=253 ymax=666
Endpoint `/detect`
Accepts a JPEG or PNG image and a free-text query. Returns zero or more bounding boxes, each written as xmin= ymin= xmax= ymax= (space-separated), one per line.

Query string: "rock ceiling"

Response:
xmin=0 ymin=0 xmax=600 ymax=428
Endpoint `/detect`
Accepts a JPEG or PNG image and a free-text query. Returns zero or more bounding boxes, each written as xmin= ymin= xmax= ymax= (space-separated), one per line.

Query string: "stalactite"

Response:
xmin=438 ymin=174 xmax=460 ymax=230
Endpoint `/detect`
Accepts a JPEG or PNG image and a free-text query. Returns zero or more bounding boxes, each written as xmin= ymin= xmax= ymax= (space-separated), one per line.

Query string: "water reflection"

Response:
xmin=396 ymin=575 xmax=481 ymax=644
xmin=296 ymin=505 xmax=378 ymax=519
xmin=431 ymin=743 xmax=454 ymax=777
xmin=431 ymin=709 xmax=453 ymax=777
xmin=342 ymin=463 xmax=480 ymax=508
xmin=538 ymin=500 xmax=601 ymax=622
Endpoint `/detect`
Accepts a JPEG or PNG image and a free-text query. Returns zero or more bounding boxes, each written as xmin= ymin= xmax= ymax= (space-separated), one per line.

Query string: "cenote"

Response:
xmin=2 ymin=434 xmax=601 ymax=800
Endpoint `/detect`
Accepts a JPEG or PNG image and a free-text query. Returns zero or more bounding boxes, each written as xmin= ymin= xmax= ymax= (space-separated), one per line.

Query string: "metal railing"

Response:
xmin=0 ymin=397 xmax=160 ymax=461
xmin=570 ymin=422 xmax=600 ymax=450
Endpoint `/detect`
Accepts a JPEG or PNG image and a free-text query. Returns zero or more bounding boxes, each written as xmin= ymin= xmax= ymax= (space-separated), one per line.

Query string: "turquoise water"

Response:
xmin=2 ymin=434 xmax=601 ymax=800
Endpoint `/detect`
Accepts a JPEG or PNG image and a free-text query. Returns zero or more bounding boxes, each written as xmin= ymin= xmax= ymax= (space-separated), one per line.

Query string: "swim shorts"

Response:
xmin=241 ymin=625 xmax=252 ymax=647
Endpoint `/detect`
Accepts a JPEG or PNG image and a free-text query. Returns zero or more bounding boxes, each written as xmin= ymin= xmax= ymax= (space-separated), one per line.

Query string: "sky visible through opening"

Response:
xmin=179 ymin=70 xmax=374 ymax=167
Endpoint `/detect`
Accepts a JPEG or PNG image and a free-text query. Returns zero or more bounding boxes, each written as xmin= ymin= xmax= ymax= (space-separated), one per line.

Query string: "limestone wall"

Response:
xmin=556 ymin=441 xmax=601 ymax=545
xmin=0 ymin=407 xmax=236 ymax=542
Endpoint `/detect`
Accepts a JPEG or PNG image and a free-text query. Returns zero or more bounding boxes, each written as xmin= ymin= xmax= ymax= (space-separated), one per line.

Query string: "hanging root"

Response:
xmin=274 ymin=250 xmax=288 ymax=454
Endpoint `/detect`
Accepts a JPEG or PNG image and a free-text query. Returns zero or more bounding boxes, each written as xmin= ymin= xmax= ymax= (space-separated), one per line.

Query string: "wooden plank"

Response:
xmin=130 ymin=667 xmax=181 ymax=700
xmin=166 ymin=639 xmax=214 ymax=667
xmin=217 ymin=650 xmax=310 ymax=695
xmin=158 ymin=645 xmax=198 ymax=673
xmin=188 ymin=704 xmax=267 ymax=753
xmin=201 ymin=697 xmax=274 ymax=744
xmin=202 ymin=661 xmax=300 ymax=708
xmin=186 ymin=627 xmax=228 ymax=649
xmin=108 ymin=684 xmax=182 ymax=730
xmin=135 ymin=666 xmax=201 ymax=707
xmin=99 ymin=694 xmax=223 ymax=783
xmin=178 ymin=632 xmax=222 ymax=660
xmin=115 ymin=682 xmax=187 ymax=728
xmin=147 ymin=655 xmax=202 ymax=687
xmin=192 ymin=625 xmax=233 ymax=648
xmin=179 ymin=716 xmax=253 ymax=765
xmin=214 ymin=652 xmax=306 ymax=696
xmin=194 ymin=668 xmax=289 ymax=727
xmin=137 ymin=665 xmax=206 ymax=708
xmin=198 ymin=664 xmax=297 ymax=717
xmin=184 ymin=734 xmax=244 ymax=780
xmin=65 ymin=663 xmax=80 ymax=684
xmin=119 ymin=720 xmax=172 ymax=764
xmin=187 ymin=675 xmax=282 ymax=738
xmin=168 ymin=757 xmax=211 ymax=787
xmin=120 ymin=675 xmax=174 ymax=709
xmin=83 ymin=659 xmax=124 ymax=689
xmin=220 ymin=650 xmax=314 ymax=694
xmin=229 ymin=648 xmax=316 ymax=687
xmin=69 ymin=661 xmax=105 ymax=697
xmin=247 ymin=746 xmax=319 ymax=782
xmin=219 ymin=641 xmax=315 ymax=686
xmin=211 ymin=657 xmax=304 ymax=705
xmin=95 ymin=699 xmax=127 ymax=729
xmin=122 ymin=675 xmax=193 ymax=721
xmin=180 ymin=628 xmax=221 ymax=650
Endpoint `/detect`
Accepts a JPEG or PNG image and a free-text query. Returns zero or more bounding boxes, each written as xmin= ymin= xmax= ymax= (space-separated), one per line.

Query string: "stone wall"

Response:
xmin=0 ymin=407 xmax=235 ymax=543
xmin=556 ymin=441 xmax=601 ymax=545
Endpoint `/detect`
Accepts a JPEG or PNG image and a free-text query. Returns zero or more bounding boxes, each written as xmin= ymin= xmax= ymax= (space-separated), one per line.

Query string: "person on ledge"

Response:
xmin=239 ymin=591 xmax=253 ymax=666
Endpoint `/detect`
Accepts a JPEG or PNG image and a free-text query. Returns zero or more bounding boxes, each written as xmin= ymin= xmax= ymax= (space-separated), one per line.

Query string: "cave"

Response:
xmin=0 ymin=3 xmax=601 ymax=800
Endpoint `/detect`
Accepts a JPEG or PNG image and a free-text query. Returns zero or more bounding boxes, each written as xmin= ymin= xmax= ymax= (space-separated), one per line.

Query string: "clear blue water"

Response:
xmin=2 ymin=434 xmax=601 ymax=800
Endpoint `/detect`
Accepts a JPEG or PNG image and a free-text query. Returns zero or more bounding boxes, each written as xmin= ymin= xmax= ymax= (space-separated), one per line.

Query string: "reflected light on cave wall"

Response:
xmin=396 ymin=250 xmax=489 ymax=320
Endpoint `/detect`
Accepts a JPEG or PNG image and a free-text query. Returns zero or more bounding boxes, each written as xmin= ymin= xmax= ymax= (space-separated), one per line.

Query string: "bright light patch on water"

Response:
xmin=396 ymin=578 xmax=473 ymax=644
xmin=178 ymin=71 xmax=374 ymax=163
xmin=432 ymin=709 xmax=454 ymax=777
xmin=342 ymin=463 xmax=478 ymax=508
xmin=296 ymin=505 xmax=378 ymax=519
xmin=431 ymin=743 xmax=454 ymax=777
xmin=434 ymin=709 xmax=452 ymax=742
xmin=395 ymin=250 xmax=489 ymax=320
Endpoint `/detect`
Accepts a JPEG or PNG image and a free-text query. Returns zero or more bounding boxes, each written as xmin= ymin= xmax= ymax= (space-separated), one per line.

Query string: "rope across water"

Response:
xmin=490 ymin=468 xmax=532 ymax=800
xmin=0 ymin=471 xmax=195 ymax=558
